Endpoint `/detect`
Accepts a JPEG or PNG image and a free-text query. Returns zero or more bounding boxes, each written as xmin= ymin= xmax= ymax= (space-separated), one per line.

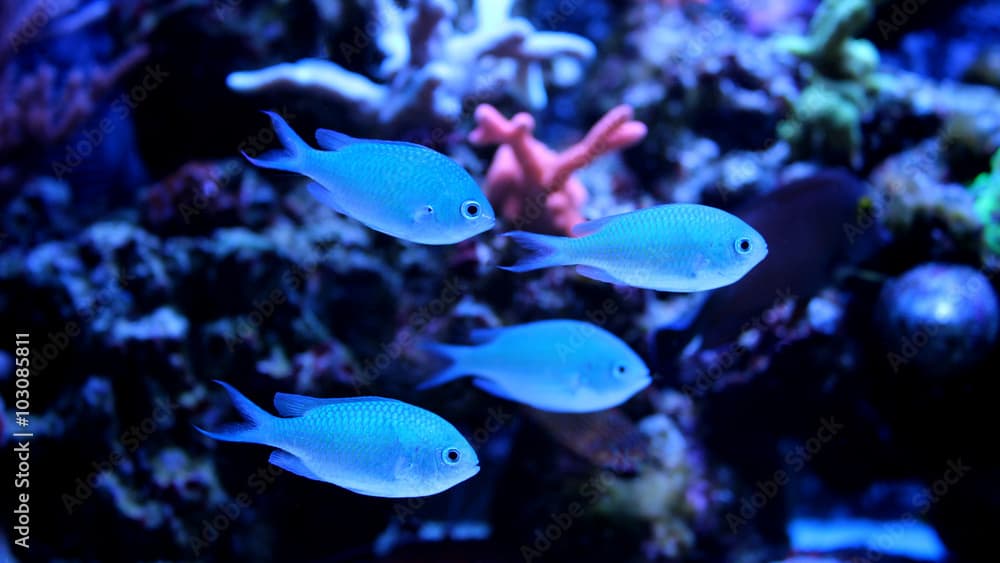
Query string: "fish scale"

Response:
xmin=243 ymin=111 xmax=495 ymax=244
xmin=419 ymin=320 xmax=652 ymax=412
xmin=195 ymin=382 xmax=479 ymax=498
xmin=502 ymin=203 xmax=768 ymax=292
xmin=576 ymin=205 xmax=732 ymax=282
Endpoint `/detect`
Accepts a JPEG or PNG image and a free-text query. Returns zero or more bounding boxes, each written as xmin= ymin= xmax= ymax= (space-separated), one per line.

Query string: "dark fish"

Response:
xmin=650 ymin=170 xmax=882 ymax=366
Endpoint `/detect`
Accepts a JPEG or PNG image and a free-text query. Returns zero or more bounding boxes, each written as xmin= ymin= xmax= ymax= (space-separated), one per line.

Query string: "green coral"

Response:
xmin=776 ymin=0 xmax=884 ymax=167
xmin=777 ymin=0 xmax=879 ymax=81
xmin=970 ymin=148 xmax=1000 ymax=255
xmin=778 ymin=78 xmax=867 ymax=166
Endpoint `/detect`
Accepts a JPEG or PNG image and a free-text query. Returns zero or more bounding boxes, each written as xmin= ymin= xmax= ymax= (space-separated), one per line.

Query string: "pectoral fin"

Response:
xmin=413 ymin=205 xmax=435 ymax=223
xmin=568 ymin=372 xmax=583 ymax=393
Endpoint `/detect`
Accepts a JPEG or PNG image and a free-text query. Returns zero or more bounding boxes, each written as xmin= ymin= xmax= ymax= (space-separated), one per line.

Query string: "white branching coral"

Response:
xmin=225 ymin=0 xmax=595 ymax=128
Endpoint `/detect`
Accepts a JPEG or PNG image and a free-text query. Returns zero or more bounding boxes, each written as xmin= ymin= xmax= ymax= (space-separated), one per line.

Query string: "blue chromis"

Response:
xmin=500 ymin=203 xmax=768 ymax=292
xmin=243 ymin=112 xmax=495 ymax=245
xmin=419 ymin=320 xmax=651 ymax=413
xmin=195 ymin=381 xmax=479 ymax=498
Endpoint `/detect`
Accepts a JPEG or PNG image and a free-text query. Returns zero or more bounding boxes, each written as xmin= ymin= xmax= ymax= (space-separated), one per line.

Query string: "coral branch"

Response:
xmin=0 ymin=43 xmax=149 ymax=155
xmin=225 ymin=0 xmax=595 ymax=130
xmin=470 ymin=103 xmax=647 ymax=234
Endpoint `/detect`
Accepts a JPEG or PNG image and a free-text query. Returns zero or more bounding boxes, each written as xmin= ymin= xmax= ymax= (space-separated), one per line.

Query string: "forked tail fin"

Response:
xmin=417 ymin=342 xmax=473 ymax=390
xmin=241 ymin=111 xmax=312 ymax=174
xmin=499 ymin=231 xmax=570 ymax=272
xmin=194 ymin=380 xmax=274 ymax=444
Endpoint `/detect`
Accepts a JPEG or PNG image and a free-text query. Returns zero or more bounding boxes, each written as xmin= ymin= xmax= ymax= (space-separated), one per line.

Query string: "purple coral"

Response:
xmin=0 ymin=45 xmax=149 ymax=155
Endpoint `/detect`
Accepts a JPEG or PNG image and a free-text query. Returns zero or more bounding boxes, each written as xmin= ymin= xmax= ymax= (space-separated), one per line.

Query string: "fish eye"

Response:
xmin=461 ymin=200 xmax=482 ymax=219
xmin=442 ymin=447 xmax=461 ymax=465
xmin=735 ymin=237 xmax=752 ymax=255
xmin=614 ymin=364 xmax=627 ymax=377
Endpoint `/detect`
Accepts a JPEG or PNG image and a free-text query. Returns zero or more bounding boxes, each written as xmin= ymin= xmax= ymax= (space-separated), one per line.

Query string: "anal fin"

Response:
xmin=307 ymin=182 xmax=346 ymax=214
xmin=576 ymin=265 xmax=628 ymax=285
xmin=472 ymin=378 xmax=518 ymax=402
xmin=269 ymin=450 xmax=323 ymax=482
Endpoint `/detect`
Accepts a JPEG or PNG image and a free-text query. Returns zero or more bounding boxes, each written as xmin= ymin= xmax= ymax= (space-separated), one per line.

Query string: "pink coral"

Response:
xmin=470 ymin=103 xmax=647 ymax=235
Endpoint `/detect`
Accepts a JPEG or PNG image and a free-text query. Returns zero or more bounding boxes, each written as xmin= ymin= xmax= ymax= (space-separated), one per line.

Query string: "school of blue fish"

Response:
xmin=197 ymin=117 xmax=769 ymax=497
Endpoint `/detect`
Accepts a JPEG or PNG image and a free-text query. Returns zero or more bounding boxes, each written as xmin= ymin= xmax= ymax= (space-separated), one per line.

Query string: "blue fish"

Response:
xmin=419 ymin=320 xmax=651 ymax=412
xmin=195 ymin=381 xmax=479 ymax=498
xmin=501 ymin=204 xmax=768 ymax=292
xmin=244 ymin=112 xmax=495 ymax=244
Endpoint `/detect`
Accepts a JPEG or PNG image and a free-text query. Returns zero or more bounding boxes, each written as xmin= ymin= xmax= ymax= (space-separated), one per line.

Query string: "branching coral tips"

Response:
xmin=242 ymin=111 xmax=495 ymax=245
xmin=195 ymin=381 xmax=479 ymax=498
xmin=419 ymin=320 xmax=651 ymax=412
xmin=501 ymin=204 xmax=768 ymax=292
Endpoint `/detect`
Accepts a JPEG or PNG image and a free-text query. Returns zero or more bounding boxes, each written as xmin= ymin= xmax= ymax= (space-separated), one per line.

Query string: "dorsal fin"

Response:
xmin=273 ymin=393 xmax=399 ymax=417
xmin=315 ymin=128 xmax=360 ymax=151
xmin=469 ymin=327 xmax=503 ymax=344
xmin=571 ymin=214 xmax=617 ymax=237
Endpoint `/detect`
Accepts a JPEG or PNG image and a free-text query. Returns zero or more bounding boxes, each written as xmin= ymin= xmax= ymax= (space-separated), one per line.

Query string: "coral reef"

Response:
xmin=226 ymin=0 xmax=595 ymax=130
xmin=4 ymin=0 xmax=1000 ymax=560
xmin=470 ymin=103 xmax=646 ymax=234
